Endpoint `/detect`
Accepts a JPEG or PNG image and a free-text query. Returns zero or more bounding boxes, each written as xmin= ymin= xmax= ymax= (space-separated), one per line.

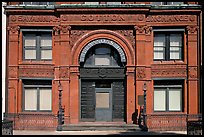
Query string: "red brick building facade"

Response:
xmin=4 ymin=2 xmax=202 ymax=131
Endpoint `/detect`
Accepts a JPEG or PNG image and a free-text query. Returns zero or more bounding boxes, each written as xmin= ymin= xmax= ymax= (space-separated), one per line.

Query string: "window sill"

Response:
xmin=153 ymin=60 xmax=185 ymax=65
xmin=19 ymin=60 xmax=54 ymax=65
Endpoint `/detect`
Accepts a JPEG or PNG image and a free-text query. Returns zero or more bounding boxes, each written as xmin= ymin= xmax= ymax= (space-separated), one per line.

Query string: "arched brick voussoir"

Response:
xmin=71 ymin=29 xmax=135 ymax=66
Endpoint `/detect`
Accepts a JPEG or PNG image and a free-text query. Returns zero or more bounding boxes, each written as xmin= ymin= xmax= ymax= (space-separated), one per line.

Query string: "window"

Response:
xmin=84 ymin=2 xmax=99 ymax=5
xmin=23 ymin=30 xmax=52 ymax=60
xmin=154 ymin=80 xmax=183 ymax=112
xmin=23 ymin=80 xmax=52 ymax=112
xmin=106 ymin=2 xmax=122 ymax=5
xmin=151 ymin=2 xmax=184 ymax=5
xmin=153 ymin=30 xmax=184 ymax=61
xmin=23 ymin=2 xmax=54 ymax=5
xmin=84 ymin=44 xmax=122 ymax=67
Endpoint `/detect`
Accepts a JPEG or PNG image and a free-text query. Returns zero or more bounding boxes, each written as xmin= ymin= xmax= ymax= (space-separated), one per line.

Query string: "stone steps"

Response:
xmin=62 ymin=123 xmax=140 ymax=131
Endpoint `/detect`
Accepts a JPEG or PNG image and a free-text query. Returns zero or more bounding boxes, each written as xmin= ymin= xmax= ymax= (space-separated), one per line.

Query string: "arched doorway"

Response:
xmin=79 ymin=38 xmax=126 ymax=122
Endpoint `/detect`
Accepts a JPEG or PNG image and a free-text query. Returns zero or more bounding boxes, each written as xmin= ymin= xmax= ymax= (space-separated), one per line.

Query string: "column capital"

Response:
xmin=7 ymin=25 xmax=20 ymax=34
xmin=186 ymin=25 xmax=198 ymax=34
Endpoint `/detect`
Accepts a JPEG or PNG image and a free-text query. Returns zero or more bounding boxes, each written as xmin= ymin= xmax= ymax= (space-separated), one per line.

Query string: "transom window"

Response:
xmin=23 ymin=30 xmax=52 ymax=61
xmin=153 ymin=29 xmax=184 ymax=61
xmin=23 ymin=2 xmax=54 ymax=5
xmin=83 ymin=44 xmax=123 ymax=67
xmin=154 ymin=80 xmax=183 ymax=112
xmin=23 ymin=80 xmax=52 ymax=112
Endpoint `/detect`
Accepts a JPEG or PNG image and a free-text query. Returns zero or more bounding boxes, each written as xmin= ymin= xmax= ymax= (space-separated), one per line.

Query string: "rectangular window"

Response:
xmin=106 ymin=2 xmax=122 ymax=5
xmin=23 ymin=80 xmax=52 ymax=112
xmin=153 ymin=30 xmax=183 ymax=61
xmin=154 ymin=80 xmax=183 ymax=112
xmin=23 ymin=30 xmax=52 ymax=61
xmin=84 ymin=2 xmax=99 ymax=5
xmin=151 ymin=2 xmax=184 ymax=5
xmin=23 ymin=2 xmax=54 ymax=5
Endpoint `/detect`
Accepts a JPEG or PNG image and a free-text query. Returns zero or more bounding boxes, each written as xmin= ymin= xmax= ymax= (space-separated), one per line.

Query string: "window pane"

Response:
xmin=154 ymin=47 xmax=164 ymax=51
xmin=96 ymin=92 xmax=109 ymax=108
xmin=85 ymin=2 xmax=99 ymax=5
xmin=39 ymin=88 xmax=52 ymax=110
xmin=41 ymin=39 xmax=52 ymax=47
xmin=25 ymin=88 xmax=37 ymax=110
xmin=25 ymin=38 xmax=36 ymax=47
xmin=167 ymin=2 xmax=184 ymax=5
xmin=170 ymin=34 xmax=182 ymax=47
xmin=95 ymin=57 xmax=110 ymax=65
xmin=170 ymin=52 xmax=180 ymax=59
xmin=107 ymin=2 xmax=121 ymax=5
xmin=154 ymin=89 xmax=166 ymax=111
xmin=41 ymin=50 xmax=52 ymax=60
xmin=154 ymin=52 xmax=164 ymax=60
xmin=23 ymin=2 xmax=31 ymax=5
xmin=95 ymin=46 xmax=111 ymax=55
xmin=169 ymin=89 xmax=181 ymax=111
xmin=151 ymin=2 xmax=163 ymax=5
xmin=25 ymin=50 xmax=36 ymax=59
xmin=32 ymin=2 xmax=40 ymax=5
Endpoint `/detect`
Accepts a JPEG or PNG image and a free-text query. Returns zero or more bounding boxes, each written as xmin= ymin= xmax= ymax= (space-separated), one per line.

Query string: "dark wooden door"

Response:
xmin=81 ymin=81 xmax=95 ymax=121
xmin=112 ymin=81 xmax=125 ymax=121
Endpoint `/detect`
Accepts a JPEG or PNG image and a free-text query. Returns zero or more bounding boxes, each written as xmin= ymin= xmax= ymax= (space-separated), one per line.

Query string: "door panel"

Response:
xmin=112 ymin=81 xmax=125 ymax=121
xmin=81 ymin=82 xmax=95 ymax=121
xmin=95 ymin=88 xmax=112 ymax=121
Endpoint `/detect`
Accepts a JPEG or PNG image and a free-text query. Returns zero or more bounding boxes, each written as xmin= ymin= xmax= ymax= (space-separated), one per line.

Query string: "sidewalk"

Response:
xmin=13 ymin=130 xmax=187 ymax=135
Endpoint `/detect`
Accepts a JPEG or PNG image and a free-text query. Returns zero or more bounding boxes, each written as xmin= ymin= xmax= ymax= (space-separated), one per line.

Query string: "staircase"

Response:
xmin=62 ymin=122 xmax=140 ymax=131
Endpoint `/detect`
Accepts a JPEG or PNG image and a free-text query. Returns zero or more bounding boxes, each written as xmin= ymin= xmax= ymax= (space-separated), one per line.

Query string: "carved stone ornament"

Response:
xmin=53 ymin=26 xmax=61 ymax=35
xmin=80 ymin=68 xmax=125 ymax=79
xmin=19 ymin=65 xmax=54 ymax=78
xmin=137 ymin=67 xmax=146 ymax=79
xmin=145 ymin=26 xmax=152 ymax=35
xmin=70 ymin=30 xmax=88 ymax=47
xmin=7 ymin=25 xmax=20 ymax=34
xmin=188 ymin=67 xmax=197 ymax=79
xmin=151 ymin=65 xmax=186 ymax=78
xmin=8 ymin=66 xmax=18 ymax=78
xmin=116 ymin=30 xmax=135 ymax=47
xmin=60 ymin=25 xmax=71 ymax=34
xmin=134 ymin=25 xmax=152 ymax=34
xmin=186 ymin=25 xmax=198 ymax=34
xmin=59 ymin=67 xmax=69 ymax=79
xmin=134 ymin=25 xmax=146 ymax=34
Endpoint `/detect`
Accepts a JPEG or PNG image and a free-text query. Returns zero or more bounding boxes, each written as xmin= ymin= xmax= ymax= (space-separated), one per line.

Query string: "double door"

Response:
xmin=81 ymin=80 xmax=125 ymax=122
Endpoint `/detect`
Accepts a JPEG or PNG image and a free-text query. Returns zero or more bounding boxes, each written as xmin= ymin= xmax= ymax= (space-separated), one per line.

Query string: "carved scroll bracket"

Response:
xmin=186 ymin=25 xmax=198 ymax=34
xmin=134 ymin=25 xmax=152 ymax=34
xmin=7 ymin=25 xmax=20 ymax=34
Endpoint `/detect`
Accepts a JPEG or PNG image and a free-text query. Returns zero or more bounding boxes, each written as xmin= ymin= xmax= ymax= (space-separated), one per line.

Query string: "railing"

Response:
xmin=2 ymin=120 xmax=13 ymax=135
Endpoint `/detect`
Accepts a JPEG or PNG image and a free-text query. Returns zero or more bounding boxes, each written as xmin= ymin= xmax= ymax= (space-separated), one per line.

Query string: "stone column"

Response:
xmin=126 ymin=66 xmax=135 ymax=123
xmin=6 ymin=25 xmax=20 ymax=124
xmin=186 ymin=25 xmax=199 ymax=114
xmin=69 ymin=66 xmax=80 ymax=124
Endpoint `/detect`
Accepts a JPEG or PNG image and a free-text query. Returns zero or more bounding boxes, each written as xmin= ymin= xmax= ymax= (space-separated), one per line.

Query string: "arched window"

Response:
xmin=83 ymin=44 xmax=123 ymax=67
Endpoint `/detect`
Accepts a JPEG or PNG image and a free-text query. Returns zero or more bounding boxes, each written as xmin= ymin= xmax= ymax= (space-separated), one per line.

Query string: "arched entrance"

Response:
xmin=79 ymin=38 xmax=126 ymax=122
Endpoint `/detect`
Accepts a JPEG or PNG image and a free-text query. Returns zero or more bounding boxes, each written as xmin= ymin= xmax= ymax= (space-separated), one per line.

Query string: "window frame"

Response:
xmin=22 ymin=2 xmax=54 ymax=5
xmin=153 ymin=80 xmax=183 ymax=112
xmin=22 ymin=29 xmax=52 ymax=61
xmin=23 ymin=80 xmax=52 ymax=112
xmin=153 ymin=29 xmax=184 ymax=61
xmin=151 ymin=2 xmax=184 ymax=5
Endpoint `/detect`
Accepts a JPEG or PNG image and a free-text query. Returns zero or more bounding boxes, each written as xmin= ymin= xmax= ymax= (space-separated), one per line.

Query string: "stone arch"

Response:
xmin=71 ymin=29 xmax=134 ymax=66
